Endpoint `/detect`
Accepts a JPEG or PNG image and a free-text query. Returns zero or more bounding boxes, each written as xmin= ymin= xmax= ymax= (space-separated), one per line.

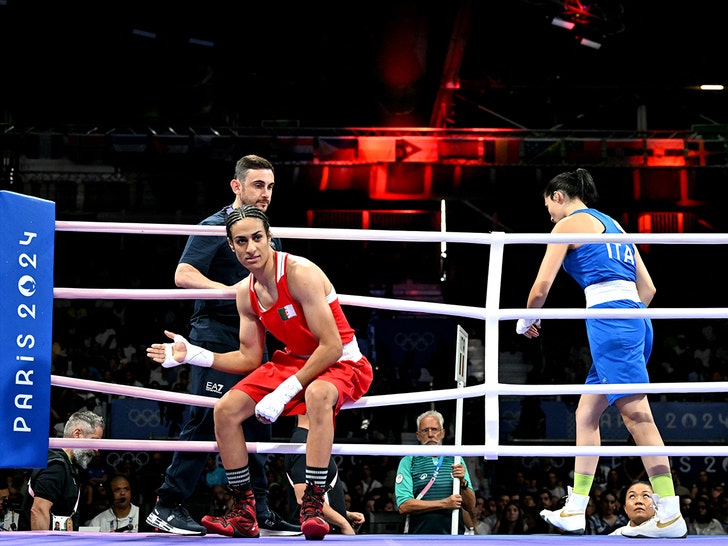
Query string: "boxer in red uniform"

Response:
xmin=147 ymin=204 xmax=373 ymax=540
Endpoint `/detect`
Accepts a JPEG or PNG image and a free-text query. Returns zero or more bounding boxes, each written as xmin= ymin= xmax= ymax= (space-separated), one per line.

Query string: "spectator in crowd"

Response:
xmin=603 ymin=468 xmax=624 ymax=499
xmin=615 ymin=455 xmax=648 ymax=486
xmin=491 ymin=501 xmax=528 ymax=535
xmin=203 ymin=455 xmax=228 ymax=490
xmin=680 ymin=494 xmax=693 ymax=521
xmin=265 ymin=455 xmax=289 ymax=493
xmin=359 ymin=464 xmax=383 ymax=499
xmin=88 ymin=474 xmax=140 ymax=532
xmin=714 ymin=492 xmax=728 ymax=533
xmin=507 ymin=471 xmax=535 ymax=501
xmin=687 ymin=495 xmax=727 ymax=535
xmin=590 ymin=484 xmax=604 ymax=504
xmin=711 ymin=482 xmax=725 ymax=506
xmin=210 ymin=484 xmax=233 ymax=517
xmin=472 ymin=495 xmax=493 ymax=535
xmin=545 ymin=472 xmax=566 ymax=501
xmin=535 ymin=489 xmax=552 ymax=515
xmin=691 ymin=470 xmax=713 ymax=500
xmin=532 ymin=459 xmax=563 ymax=492
xmin=113 ymin=454 xmax=141 ymax=499
xmin=672 ymin=469 xmax=691 ymax=497
xmin=587 ymin=490 xmax=627 ymax=535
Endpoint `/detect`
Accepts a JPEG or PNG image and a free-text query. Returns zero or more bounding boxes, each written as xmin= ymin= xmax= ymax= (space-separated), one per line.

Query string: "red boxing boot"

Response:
xmin=300 ymin=482 xmax=329 ymax=540
xmin=201 ymin=487 xmax=259 ymax=538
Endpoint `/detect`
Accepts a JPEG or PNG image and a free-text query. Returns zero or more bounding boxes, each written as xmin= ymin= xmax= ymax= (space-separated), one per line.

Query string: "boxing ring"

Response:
xmin=3 ymin=531 xmax=727 ymax=545
xmin=3 ymin=191 xmax=728 ymax=542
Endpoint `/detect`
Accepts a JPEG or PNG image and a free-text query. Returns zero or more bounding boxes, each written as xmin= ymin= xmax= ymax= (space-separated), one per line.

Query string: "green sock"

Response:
xmin=573 ymin=472 xmax=594 ymax=496
xmin=649 ymin=473 xmax=675 ymax=498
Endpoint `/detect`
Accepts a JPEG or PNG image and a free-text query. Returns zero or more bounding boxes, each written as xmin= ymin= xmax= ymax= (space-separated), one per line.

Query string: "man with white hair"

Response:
xmin=394 ymin=410 xmax=476 ymax=534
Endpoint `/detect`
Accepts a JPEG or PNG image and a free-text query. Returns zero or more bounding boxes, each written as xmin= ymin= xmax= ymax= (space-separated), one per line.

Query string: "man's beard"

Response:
xmin=71 ymin=449 xmax=95 ymax=469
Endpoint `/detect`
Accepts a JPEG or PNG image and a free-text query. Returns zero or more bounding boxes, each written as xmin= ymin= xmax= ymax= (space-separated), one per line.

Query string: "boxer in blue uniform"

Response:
xmin=516 ymin=168 xmax=686 ymax=539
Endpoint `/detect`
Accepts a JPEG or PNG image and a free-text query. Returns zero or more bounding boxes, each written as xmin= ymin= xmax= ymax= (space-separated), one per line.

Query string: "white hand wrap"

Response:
xmin=162 ymin=334 xmax=214 ymax=369
xmin=516 ymin=318 xmax=541 ymax=335
xmin=255 ymin=375 xmax=303 ymax=423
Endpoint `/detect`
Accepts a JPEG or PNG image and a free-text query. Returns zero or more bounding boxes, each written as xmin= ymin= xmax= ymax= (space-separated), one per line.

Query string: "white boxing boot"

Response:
xmin=539 ymin=486 xmax=588 ymax=534
xmin=621 ymin=494 xmax=687 ymax=539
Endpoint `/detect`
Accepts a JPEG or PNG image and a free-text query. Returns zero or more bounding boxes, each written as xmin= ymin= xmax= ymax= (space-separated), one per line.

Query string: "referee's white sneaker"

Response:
xmin=540 ymin=486 xmax=588 ymax=535
xmin=621 ymin=494 xmax=687 ymax=539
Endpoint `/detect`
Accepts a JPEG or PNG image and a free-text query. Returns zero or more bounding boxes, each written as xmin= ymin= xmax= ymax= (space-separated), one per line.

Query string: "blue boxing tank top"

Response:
xmin=561 ymin=208 xmax=637 ymax=290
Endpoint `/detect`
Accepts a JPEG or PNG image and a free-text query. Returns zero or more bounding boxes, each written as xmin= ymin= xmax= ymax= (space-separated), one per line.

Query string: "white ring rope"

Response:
xmin=48 ymin=437 xmax=728 ymax=459
xmin=55 ymin=220 xmax=728 ymax=245
xmin=53 ymin=287 xmax=728 ymax=320
xmin=50 ymin=370 xmax=728 ymax=406
xmin=50 ymin=220 xmax=728 ymax=459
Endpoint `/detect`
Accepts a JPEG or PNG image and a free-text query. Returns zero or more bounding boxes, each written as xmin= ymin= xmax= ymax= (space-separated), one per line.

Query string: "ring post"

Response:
xmin=0 ymin=191 xmax=55 ymax=468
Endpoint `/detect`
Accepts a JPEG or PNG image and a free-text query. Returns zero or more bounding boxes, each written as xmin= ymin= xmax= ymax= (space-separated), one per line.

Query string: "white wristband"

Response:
xmin=277 ymin=374 xmax=304 ymax=400
xmin=255 ymin=375 xmax=303 ymax=423
xmin=516 ymin=318 xmax=540 ymax=335
xmin=178 ymin=335 xmax=214 ymax=367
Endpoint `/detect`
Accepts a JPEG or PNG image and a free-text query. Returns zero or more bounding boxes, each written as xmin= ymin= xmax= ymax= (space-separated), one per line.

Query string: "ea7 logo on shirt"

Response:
xmin=205 ymin=382 xmax=224 ymax=395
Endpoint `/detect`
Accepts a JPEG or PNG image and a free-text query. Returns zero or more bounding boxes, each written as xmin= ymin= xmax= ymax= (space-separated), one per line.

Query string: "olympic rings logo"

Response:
xmin=128 ymin=408 xmax=161 ymax=428
xmin=521 ymin=457 xmax=567 ymax=470
xmin=106 ymin=451 xmax=150 ymax=470
xmin=393 ymin=332 xmax=435 ymax=352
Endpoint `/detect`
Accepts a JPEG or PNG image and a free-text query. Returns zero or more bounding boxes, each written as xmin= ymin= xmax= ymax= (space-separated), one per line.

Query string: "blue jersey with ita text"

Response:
xmin=561 ymin=208 xmax=651 ymax=404
xmin=561 ymin=208 xmax=636 ymax=289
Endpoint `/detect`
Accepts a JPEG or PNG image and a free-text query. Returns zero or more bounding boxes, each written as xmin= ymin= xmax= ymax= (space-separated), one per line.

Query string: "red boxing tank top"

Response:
xmin=249 ymin=252 xmax=355 ymax=357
